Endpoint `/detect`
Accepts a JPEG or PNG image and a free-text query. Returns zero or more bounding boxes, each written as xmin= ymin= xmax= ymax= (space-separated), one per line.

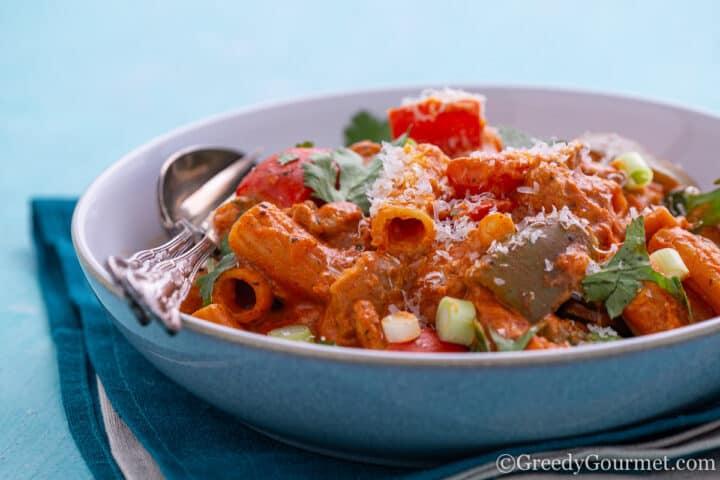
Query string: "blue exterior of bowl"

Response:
xmin=83 ymin=271 xmax=720 ymax=466
xmin=71 ymin=86 xmax=720 ymax=466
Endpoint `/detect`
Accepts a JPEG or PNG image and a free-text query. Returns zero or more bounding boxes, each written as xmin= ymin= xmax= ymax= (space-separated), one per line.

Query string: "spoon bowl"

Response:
xmin=157 ymin=146 xmax=248 ymax=232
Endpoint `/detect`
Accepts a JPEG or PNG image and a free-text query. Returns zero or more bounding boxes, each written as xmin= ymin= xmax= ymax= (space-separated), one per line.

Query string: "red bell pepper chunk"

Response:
xmin=388 ymin=96 xmax=486 ymax=157
xmin=386 ymin=327 xmax=467 ymax=353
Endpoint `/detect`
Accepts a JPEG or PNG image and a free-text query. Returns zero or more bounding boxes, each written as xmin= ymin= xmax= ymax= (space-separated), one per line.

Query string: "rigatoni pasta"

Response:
xmin=180 ymin=88 xmax=720 ymax=353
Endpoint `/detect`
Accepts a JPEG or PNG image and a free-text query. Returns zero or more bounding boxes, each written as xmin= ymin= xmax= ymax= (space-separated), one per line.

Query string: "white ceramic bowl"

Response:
xmin=72 ymin=86 xmax=720 ymax=466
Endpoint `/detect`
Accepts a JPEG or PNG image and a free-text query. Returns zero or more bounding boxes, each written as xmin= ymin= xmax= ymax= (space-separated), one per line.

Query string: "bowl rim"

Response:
xmin=72 ymin=83 xmax=720 ymax=367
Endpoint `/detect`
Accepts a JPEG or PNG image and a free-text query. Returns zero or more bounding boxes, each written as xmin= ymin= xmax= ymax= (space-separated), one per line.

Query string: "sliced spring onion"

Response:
xmin=611 ymin=152 xmax=653 ymax=190
xmin=650 ymin=248 xmax=690 ymax=280
xmin=381 ymin=311 xmax=421 ymax=343
xmin=267 ymin=325 xmax=315 ymax=342
xmin=435 ymin=296 xmax=477 ymax=346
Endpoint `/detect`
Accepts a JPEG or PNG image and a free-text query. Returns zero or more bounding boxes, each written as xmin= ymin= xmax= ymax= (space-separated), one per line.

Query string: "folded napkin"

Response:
xmin=32 ymin=198 xmax=720 ymax=479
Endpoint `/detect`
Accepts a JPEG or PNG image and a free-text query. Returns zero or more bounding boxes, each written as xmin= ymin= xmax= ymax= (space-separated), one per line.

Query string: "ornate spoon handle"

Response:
xmin=108 ymin=221 xmax=198 ymax=326
xmin=120 ymin=234 xmax=217 ymax=332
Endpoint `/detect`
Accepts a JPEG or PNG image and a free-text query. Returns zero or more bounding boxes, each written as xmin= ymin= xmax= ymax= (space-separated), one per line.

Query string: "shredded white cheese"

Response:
xmin=487 ymin=206 xmax=589 ymax=256
xmin=401 ymin=88 xmax=486 ymax=106
xmin=516 ymin=186 xmax=535 ymax=194
xmin=367 ymin=143 xmax=435 ymax=216
xmin=433 ymin=249 xmax=453 ymax=262
xmin=587 ymin=324 xmax=619 ymax=339
xmin=435 ymin=215 xmax=478 ymax=245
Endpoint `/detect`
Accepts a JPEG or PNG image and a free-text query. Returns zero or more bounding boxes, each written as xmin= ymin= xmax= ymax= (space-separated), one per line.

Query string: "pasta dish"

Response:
xmin=179 ymin=89 xmax=720 ymax=353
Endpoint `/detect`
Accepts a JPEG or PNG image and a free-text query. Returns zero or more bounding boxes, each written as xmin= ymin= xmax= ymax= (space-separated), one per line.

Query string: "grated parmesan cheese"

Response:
xmin=367 ymin=143 xmax=436 ymax=216
xmin=401 ymin=290 xmax=422 ymax=318
xmin=423 ymin=271 xmax=446 ymax=284
xmin=435 ymin=215 xmax=478 ymax=245
xmin=401 ymin=88 xmax=486 ymax=106
xmin=587 ymin=324 xmax=619 ymax=339
xmin=433 ymin=249 xmax=453 ymax=262
xmin=487 ymin=206 xmax=589 ymax=256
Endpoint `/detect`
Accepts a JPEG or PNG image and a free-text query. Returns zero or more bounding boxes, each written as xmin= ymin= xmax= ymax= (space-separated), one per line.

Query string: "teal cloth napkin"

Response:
xmin=32 ymin=198 xmax=720 ymax=479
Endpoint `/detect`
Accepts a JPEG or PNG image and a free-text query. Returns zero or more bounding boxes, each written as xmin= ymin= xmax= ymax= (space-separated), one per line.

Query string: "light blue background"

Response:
xmin=1 ymin=1 xmax=719 ymax=477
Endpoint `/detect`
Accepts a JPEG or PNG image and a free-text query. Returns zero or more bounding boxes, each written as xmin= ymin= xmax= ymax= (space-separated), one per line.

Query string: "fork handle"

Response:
xmin=123 ymin=234 xmax=217 ymax=332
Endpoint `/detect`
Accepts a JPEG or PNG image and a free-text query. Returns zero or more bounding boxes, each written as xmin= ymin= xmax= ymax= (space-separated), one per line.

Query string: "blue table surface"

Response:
xmin=2 ymin=1 xmax=719 ymax=477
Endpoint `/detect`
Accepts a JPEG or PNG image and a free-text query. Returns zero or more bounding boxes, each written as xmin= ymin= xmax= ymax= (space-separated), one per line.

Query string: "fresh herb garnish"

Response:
xmin=488 ymin=325 xmax=540 ymax=351
xmin=582 ymin=217 xmax=692 ymax=319
xmin=471 ymin=321 xmax=492 ymax=352
xmin=295 ymin=141 xmax=314 ymax=148
xmin=302 ymin=148 xmax=383 ymax=214
xmin=497 ymin=126 xmax=538 ymax=149
xmin=665 ymin=180 xmax=720 ymax=230
xmin=344 ymin=111 xmax=392 ymax=145
xmin=195 ymin=253 xmax=236 ymax=306
xmin=585 ymin=331 xmax=622 ymax=343
xmin=219 ymin=234 xmax=233 ymax=257
xmin=390 ymin=126 xmax=414 ymax=147
xmin=277 ymin=153 xmax=299 ymax=165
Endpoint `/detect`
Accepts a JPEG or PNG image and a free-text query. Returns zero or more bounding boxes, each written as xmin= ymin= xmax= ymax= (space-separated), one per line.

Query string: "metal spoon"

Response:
xmin=158 ymin=146 xmax=252 ymax=233
xmin=108 ymin=146 xmax=259 ymax=332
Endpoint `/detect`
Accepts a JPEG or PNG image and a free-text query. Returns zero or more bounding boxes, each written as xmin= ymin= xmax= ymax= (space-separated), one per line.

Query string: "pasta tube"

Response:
xmin=369 ymin=144 xmax=450 ymax=256
xmin=649 ymin=227 xmax=720 ymax=315
xmin=211 ymin=267 xmax=273 ymax=324
xmin=228 ymin=202 xmax=352 ymax=300
xmin=622 ymin=281 xmax=690 ymax=335
xmin=370 ymin=205 xmax=435 ymax=256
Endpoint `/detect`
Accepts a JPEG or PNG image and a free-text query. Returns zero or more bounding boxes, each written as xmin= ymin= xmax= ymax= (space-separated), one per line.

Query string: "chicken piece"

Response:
xmin=466 ymin=285 xmax=531 ymax=339
xmin=539 ymin=315 xmax=588 ymax=345
xmin=447 ymin=142 xmax=585 ymax=197
xmin=349 ymin=140 xmax=382 ymax=161
xmin=576 ymin=132 xmax=696 ymax=191
xmin=519 ymin=161 xmax=628 ymax=250
xmin=319 ymin=252 xmax=407 ymax=346
xmin=289 ymin=201 xmax=364 ymax=249
xmin=353 ymin=300 xmax=386 ymax=350
xmin=213 ymin=199 xmax=253 ymax=238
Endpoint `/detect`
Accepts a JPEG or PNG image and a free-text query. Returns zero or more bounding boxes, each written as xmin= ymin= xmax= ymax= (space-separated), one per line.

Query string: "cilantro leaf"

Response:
xmin=390 ymin=126 xmax=414 ymax=147
xmin=302 ymin=148 xmax=382 ymax=214
xmin=665 ymin=180 xmax=720 ymax=230
xmin=582 ymin=217 xmax=692 ymax=319
xmin=302 ymin=155 xmax=343 ymax=203
xmin=344 ymin=111 xmax=392 ymax=145
xmin=295 ymin=141 xmax=314 ymax=148
xmin=277 ymin=153 xmax=299 ymax=165
xmin=218 ymin=234 xmax=233 ymax=257
xmin=488 ymin=325 xmax=540 ymax=351
xmin=195 ymin=253 xmax=236 ymax=306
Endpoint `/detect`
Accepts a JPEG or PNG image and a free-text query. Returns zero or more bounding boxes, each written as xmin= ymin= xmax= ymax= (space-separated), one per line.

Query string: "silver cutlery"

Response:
xmin=108 ymin=146 xmax=258 ymax=332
